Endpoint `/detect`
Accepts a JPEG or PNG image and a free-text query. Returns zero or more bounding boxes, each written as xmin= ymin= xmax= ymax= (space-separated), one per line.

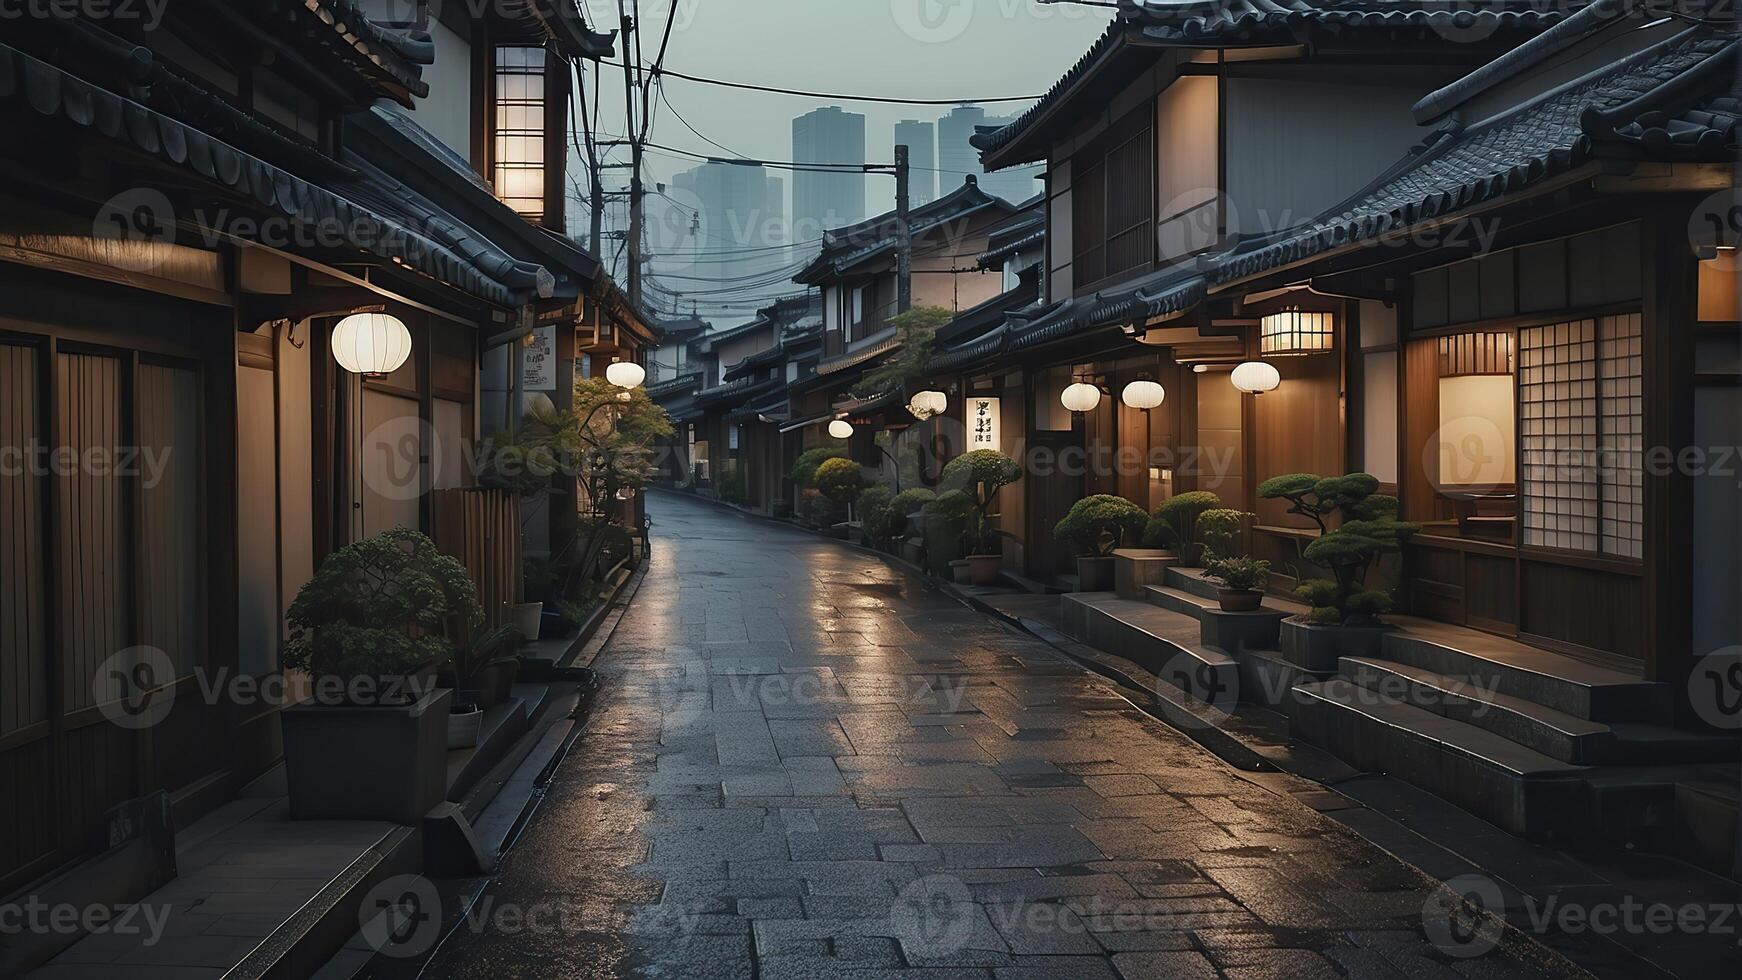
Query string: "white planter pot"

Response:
xmin=447 ymin=705 xmax=483 ymax=749
xmin=511 ymin=601 xmax=543 ymax=641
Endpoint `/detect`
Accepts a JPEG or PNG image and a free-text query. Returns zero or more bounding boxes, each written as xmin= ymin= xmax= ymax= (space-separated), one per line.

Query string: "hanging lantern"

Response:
xmin=1260 ymin=307 xmax=1334 ymax=355
xmin=1231 ymin=361 xmax=1281 ymax=395
xmin=1120 ymin=380 xmax=1166 ymax=411
xmin=828 ymin=419 xmax=855 ymax=439
xmin=908 ymin=389 xmax=948 ymax=420
xmin=1060 ymin=382 xmax=1101 ymax=413
xmin=605 ymin=360 xmax=646 ymax=389
xmin=331 ymin=312 xmax=412 ymax=376
xmin=1191 ymin=364 xmax=1209 ymax=374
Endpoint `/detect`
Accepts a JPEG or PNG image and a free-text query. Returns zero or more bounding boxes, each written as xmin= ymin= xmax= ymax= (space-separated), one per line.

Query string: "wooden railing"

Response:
xmin=431 ymin=488 xmax=523 ymax=629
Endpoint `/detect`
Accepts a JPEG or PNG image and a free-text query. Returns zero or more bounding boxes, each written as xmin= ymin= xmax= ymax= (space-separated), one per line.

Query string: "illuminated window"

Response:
xmin=494 ymin=47 xmax=547 ymax=221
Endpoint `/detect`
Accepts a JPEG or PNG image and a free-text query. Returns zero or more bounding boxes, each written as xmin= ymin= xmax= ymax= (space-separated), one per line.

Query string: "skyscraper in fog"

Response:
xmin=792 ymin=106 xmax=867 ymax=241
xmin=938 ymin=104 xmax=1041 ymax=204
xmin=664 ymin=161 xmax=786 ymax=323
xmin=893 ymin=119 xmax=936 ymax=207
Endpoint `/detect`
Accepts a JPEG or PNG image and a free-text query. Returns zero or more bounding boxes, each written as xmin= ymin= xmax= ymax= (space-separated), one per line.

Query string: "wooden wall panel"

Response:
xmin=1403 ymin=338 xmax=1452 ymax=523
xmin=1 ymin=343 xmax=47 ymax=738
xmin=1466 ymin=553 xmax=1518 ymax=632
xmin=55 ymin=352 xmax=131 ymax=712
xmin=1520 ymin=560 xmax=1644 ymax=660
xmin=0 ymin=739 xmax=58 ymax=894
xmin=1253 ymin=353 xmax=1339 ymax=526
xmin=138 ymin=362 xmax=203 ymax=679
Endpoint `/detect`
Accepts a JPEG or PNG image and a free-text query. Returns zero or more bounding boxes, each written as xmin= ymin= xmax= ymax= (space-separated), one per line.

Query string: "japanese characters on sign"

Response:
xmin=522 ymin=325 xmax=556 ymax=391
xmin=969 ymin=396 xmax=1001 ymax=451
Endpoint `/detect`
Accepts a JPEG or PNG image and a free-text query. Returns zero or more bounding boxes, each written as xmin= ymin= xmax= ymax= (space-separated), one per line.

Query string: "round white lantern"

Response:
xmin=1231 ymin=361 xmax=1282 ymax=395
xmin=605 ymin=360 xmax=646 ymax=389
xmin=1120 ymin=380 xmax=1166 ymax=411
xmin=908 ymin=389 xmax=948 ymax=420
xmin=828 ymin=419 xmax=855 ymax=439
xmin=1060 ymin=382 xmax=1102 ymax=414
xmin=1191 ymin=364 xmax=1209 ymax=374
xmin=331 ymin=312 xmax=412 ymax=376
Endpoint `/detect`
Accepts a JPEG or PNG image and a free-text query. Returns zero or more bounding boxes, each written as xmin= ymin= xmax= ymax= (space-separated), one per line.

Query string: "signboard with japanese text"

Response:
xmin=969 ymin=396 xmax=1001 ymax=452
xmin=522 ymin=325 xmax=556 ymax=391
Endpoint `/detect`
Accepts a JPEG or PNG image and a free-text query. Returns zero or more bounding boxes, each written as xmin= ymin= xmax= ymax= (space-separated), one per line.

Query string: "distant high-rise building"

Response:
xmin=661 ymin=161 xmax=787 ymax=324
xmin=893 ymin=119 xmax=936 ymax=207
xmin=938 ymin=105 xmax=1041 ymax=204
xmin=792 ymin=106 xmax=866 ymax=241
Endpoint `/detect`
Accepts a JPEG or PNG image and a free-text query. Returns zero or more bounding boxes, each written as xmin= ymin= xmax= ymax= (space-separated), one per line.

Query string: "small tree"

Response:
xmin=1147 ymin=491 xmax=1221 ymax=565
xmin=1258 ymin=472 xmax=1419 ymax=625
xmin=852 ymin=306 xmax=954 ymax=398
xmin=814 ymin=457 xmax=867 ymax=505
xmin=939 ymin=449 xmax=1021 ymax=555
xmin=1196 ymin=508 xmax=1255 ymax=561
xmin=859 ymin=483 xmax=897 ymax=548
xmin=888 ymin=488 xmax=937 ymax=540
xmin=791 ymin=447 xmax=849 ymax=488
xmin=922 ymin=489 xmax=975 ymax=573
xmin=1054 ymin=495 xmax=1147 ymax=558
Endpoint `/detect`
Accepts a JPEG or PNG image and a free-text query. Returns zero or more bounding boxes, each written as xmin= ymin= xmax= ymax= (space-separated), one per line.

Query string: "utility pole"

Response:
xmin=895 ymin=143 xmax=912 ymax=314
xmin=616 ymin=1 xmax=644 ymax=308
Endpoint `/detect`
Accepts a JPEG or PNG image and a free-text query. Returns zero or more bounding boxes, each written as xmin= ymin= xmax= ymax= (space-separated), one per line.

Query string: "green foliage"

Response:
xmin=1140 ymin=517 xmax=1178 ymax=550
xmin=450 ymin=623 xmax=520 ymax=692
xmin=479 ymin=381 xmax=673 ymax=520
xmin=791 ymin=447 xmax=849 ymax=487
xmin=851 ymin=306 xmax=954 ymax=398
xmin=1054 ymin=495 xmax=1147 ymax=559
xmin=814 ymin=457 xmax=867 ymax=504
xmin=859 ymin=484 xmax=897 ymax=547
xmin=940 ymin=450 xmax=1021 ymax=556
xmin=923 ymin=489 xmax=974 ymax=522
xmin=799 ymin=488 xmax=839 ymax=528
xmin=1307 ymin=606 xmax=1343 ymax=625
xmin=887 ymin=488 xmax=937 ymax=539
xmin=1153 ymin=491 xmax=1222 ymax=565
xmin=1196 ymin=508 xmax=1254 ymax=561
xmin=285 ymin=527 xmax=483 ymax=682
xmin=1204 ymin=554 xmax=1271 ymax=593
xmin=922 ymin=490 xmax=975 ymax=572
xmin=1262 ymin=472 xmax=1418 ymax=625
xmin=716 ymin=465 xmax=748 ymax=506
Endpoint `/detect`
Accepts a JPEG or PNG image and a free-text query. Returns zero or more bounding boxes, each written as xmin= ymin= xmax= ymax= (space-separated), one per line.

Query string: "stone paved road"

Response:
xmin=422 ymin=493 xmax=1579 ymax=979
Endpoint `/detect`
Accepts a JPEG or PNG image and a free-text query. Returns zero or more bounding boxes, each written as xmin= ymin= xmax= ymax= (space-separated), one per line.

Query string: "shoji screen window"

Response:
xmin=494 ymin=47 xmax=547 ymax=221
xmin=1518 ymin=313 xmax=1642 ymax=557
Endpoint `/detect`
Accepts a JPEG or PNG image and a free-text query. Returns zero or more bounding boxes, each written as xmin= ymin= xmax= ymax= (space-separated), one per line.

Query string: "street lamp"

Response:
xmin=1120 ymin=380 xmax=1165 ymax=411
xmin=1231 ymin=361 xmax=1281 ymax=395
xmin=1060 ymin=381 xmax=1101 ymax=414
xmin=331 ymin=312 xmax=412 ymax=376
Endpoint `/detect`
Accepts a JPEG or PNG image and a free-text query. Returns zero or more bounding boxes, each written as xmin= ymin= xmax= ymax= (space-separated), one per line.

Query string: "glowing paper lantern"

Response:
xmin=1231 ymin=361 xmax=1281 ymax=395
xmin=908 ymin=390 xmax=948 ymax=420
xmin=1060 ymin=382 xmax=1102 ymax=413
xmin=1120 ymin=380 xmax=1166 ymax=411
xmin=828 ymin=419 xmax=855 ymax=439
xmin=605 ymin=360 xmax=646 ymax=388
xmin=1260 ymin=308 xmax=1334 ymax=355
xmin=331 ymin=313 xmax=412 ymax=376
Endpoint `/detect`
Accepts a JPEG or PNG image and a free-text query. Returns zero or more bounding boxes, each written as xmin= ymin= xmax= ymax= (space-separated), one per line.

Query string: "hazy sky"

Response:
xmin=574 ymin=0 xmax=1114 ymax=311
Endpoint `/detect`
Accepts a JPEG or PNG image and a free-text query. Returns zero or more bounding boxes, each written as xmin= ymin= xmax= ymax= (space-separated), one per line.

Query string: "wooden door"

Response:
xmin=1026 ymin=428 xmax=1083 ymax=580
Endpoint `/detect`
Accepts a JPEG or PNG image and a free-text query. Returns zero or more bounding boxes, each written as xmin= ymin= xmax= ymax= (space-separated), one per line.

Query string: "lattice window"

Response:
xmin=1599 ymin=313 xmax=1643 ymax=558
xmin=1518 ymin=314 xmax=1643 ymax=557
xmin=494 ymin=47 xmax=547 ymax=221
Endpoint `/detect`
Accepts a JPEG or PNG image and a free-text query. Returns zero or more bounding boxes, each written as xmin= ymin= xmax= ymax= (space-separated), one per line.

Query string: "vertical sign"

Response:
xmin=969 ymin=396 xmax=1001 ymax=451
xmin=522 ymin=325 xmax=556 ymax=391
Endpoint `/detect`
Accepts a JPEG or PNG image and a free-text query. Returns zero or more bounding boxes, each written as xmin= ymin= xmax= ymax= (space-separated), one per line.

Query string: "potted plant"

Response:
xmin=1053 ymin=495 xmax=1147 ymax=591
xmin=441 ymin=624 xmax=521 ymax=748
xmin=922 ymin=489 xmax=974 ymax=579
xmin=1147 ymin=491 xmax=1221 ymax=566
xmin=281 ymin=527 xmax=483 ymax=823
xmin=1203 ymin=554 xmax=1272 ymax=612
xmin=888 ymin=487 xmax=936 ymax=564
xmin=941 ymin=449 xmax=1022 ymax=586
xmin=814 ymin=456 xmax=867 ymax=530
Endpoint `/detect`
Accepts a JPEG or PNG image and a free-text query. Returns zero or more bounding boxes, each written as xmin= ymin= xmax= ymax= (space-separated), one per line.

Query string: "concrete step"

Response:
xmin=1163 ymin=565 xmax=1222 ymax=602
xmin=1060 ymin=593 xmax=1237 ymax=709
xmin=1380 ymin=631 xmax=1674 ymax=724
xmin=1672 ymin=775 xmax=1740 ymax=878
xmin=1341 ymin=658 xmax=1737 ymax=766
xmin=1286 ymin=678 xmax=1588 ymax=838
xmin=1143 ymin=584 xmax=1289 ymax=657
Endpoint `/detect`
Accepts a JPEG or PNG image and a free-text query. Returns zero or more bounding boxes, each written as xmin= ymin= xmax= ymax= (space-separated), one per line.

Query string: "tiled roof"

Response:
xmin=1212 ymin=29 xmax=1737 ymax=284
xmin=302 ymin=0 xmax=432 ymax=104
xmin=695 ymin=376 xmax=781 ymax=409
xmin=647 ymin=372 xmax=703 ymax=400
xmin=816 ymin=329 xmax=902 ymax=375
xmin=795 ymin=178 xmax=1014 ymax=284
xmin=0 ymin=40 xmax=527 ymax=306
xmin=973 ymin=0 xmax=1580 ymax=166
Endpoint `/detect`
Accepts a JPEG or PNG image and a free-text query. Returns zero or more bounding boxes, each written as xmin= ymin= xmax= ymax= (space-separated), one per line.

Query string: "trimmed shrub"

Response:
xmin=1053 ymin=495 xmax=1147 ymax=559
xmin=791 ymin=447 xmax=848 ymax=487
xmin=1196 ymin=508 xmax=1254 ymax=561
xmin=1149 ymin=491 xmax=1221 ymax=565
xmin=1259 ymin=471 xmax=1418 ymax=625
xmin=887 ymin=488 xmax=937 ymax=539
xmin=814 ymin=457 xmax=866 ymax=504
xmin=940 ymin=449 xmax=1021 ymax=554
xmin=859 ymin=484 xmax=896 ymax=547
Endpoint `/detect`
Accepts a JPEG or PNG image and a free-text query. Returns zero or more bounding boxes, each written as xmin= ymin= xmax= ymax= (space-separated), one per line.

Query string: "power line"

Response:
xmin=605 ymin=61 xmax=1042 ymax=105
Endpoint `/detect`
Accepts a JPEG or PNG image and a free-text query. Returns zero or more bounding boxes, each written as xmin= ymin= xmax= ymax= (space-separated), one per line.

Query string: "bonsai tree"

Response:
xmin=859 ymin=483 xmax=897 ymax=548
xmin=888 ymin=488 xmax=937 ymax=540
xmin=1147 ymin=491 xmax=1221 ymax=565
xmin=1196 ymin=508 xmax=1255 ymax=561
xmin=1203 ymin=554 xmax=1271 ymax=594
xmin=285 ymin=527 xmax=483 ymax=685
xmin=1258 ymin=472 xmax=1419 ymax=625
xmin=791 ymin=447 xmax=849 ymax=488
xmin=851 ymin=306 xmax=954 ymax=398
xmin=939 ymin=449 xmax=1021 ymax=556
xmin=814 ymin=457 xmax=867 ymax=506
xmin=1053 ymin=495 xmax=1147 ymax=559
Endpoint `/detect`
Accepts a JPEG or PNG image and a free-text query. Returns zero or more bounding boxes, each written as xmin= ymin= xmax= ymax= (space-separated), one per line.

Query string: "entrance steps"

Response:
xmin=1058 ymin=566 xmax=1741 ymax=876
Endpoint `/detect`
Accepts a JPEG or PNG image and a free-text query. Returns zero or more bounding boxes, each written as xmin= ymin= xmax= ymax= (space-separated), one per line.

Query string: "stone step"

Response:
xmin=1341 ymin=658 xmax=1737 ymax=766
xmin=1380 ymin=631 xmax=1674 ymax=724
xmin=1143 ymin=585 xmax=1289 ymax=656
xmin=1163 ymin=565 xmax=1222 ymax=602
xmin=1286 ymin=678 xmax=1588 ymax=838
xmin=1060 ymin=593 xmax=1237 ymax=709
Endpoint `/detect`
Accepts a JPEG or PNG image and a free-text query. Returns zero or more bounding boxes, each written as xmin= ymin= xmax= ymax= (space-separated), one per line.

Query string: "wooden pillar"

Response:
xmin=1641 ymin=208 xmax=1698 ymax=686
